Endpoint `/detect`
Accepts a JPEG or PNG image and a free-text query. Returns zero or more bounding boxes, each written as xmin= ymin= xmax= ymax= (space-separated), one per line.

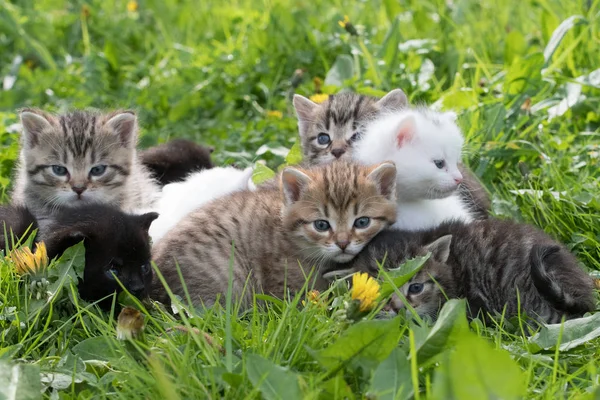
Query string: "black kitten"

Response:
xmin=330 ymin=219 xmax=596 ymax=324
xmin=140 ymin=138 xmax=214 ymax=186
xmin=0 ymin=206 xmax=37 ymax=250
xmin=0 ymin=204 xmax=158 ymax=309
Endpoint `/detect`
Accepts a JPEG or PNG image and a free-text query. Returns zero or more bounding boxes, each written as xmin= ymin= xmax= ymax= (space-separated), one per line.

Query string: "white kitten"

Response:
xmin=149 ymin=166 xmax=253 ymax=244
xmin=353 ymin=108 xmax=473 ymax=230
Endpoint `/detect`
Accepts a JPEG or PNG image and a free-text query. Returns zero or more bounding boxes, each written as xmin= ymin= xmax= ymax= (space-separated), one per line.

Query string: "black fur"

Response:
xmin=333 ymin=218 xmax=596 ymax=324
xmin=0 ymin=206 xmax=37 ymax=251
xmin=140 ymin=139 xmax=213 ymax=186
xmin=0 ymin=204 xmax=158 ymax=309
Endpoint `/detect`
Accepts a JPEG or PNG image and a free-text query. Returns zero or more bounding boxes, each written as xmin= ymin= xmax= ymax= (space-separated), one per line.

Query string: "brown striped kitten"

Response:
xmin=11 ymin=109 xmax=160 ymax=217
xmin=293 ymin=90 xmax=408 ymax=164
xmin=151 ymin=161 xmax=398 ymax=307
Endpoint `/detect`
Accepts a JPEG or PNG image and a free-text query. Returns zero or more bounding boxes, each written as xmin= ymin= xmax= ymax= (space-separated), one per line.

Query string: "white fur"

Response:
xmin=149 ymin=166 xmax=253 ymax=244
xmin=353 ymin=108 xmax=473 ymax=230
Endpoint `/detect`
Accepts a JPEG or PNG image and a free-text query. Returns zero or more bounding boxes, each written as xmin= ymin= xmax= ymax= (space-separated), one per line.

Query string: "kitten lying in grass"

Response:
xmin=12 ymin=109 xmax=160 ymax=217
xmin=149 ymin=166 xmax=254 ymax=244
xmin=291 ymin=90 xmax=490 ymax=219
xmin=334 ymin=220 xmax=596 ymax=324
xmin=139 ymin=138 xmax=214 ymax=186
xmin=354 ymin=108 xmax=481 ymax=230
xmin=151 ymin=161 xmax=397 ymax=308
xmin=0 ymin=204 xmax=157 ymax=309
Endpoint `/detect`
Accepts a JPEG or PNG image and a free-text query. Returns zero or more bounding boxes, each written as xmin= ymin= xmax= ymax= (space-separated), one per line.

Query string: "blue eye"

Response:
xmin=353 ymin=217 xmax=370 ymax=229
xmin=106 ymin=268 xmax=119 ymax=280
xmin=434 ymin=160 xmax=445 ymax=169
xmin=408 ymin=283 xmax=424 ymax=295
xmin=350 ymin=132 xmax=361 ymax=142
xmin=317 ymin=133 xmax=331 ymax=145
xmin=51 ymin=165 xmax=68 ymax=176
xmin=313 ymin=220 xmax=330 ymax=232
xmin=90 ymin=165 xmax=107 ymax=176
xmin=141 ymin=263 xmax=151 ymax=276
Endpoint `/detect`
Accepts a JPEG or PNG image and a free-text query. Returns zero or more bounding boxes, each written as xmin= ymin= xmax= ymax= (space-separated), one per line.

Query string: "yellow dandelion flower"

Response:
xmin=302 ymin=289 xmax=321 ymax=307
xmin=594 ymin=278 xmax=600 ymax=290
xmin=127 ymin=0 xmax=138 ymax=12
xmin=309 ymin=94 xmax=329 ymax=104
xmin=117 ymin=307 xmax=145 ymax=340
xmin=338 ymin=15 xmax=350 ymax=28
xmin=351 ymin=272 xmax=380 ymax=312
xmin=266 ymin=110 xmax=283 ymax=119
xmin=11 ymin=242 xmax=48 ymax=276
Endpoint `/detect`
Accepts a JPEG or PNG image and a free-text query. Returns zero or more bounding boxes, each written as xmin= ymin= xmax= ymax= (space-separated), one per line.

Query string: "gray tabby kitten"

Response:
xmin=12 ymin=109 xmax=160 ymax=216
xmin=292 ymin=90 xmax=490 ymax=218
xmin=332 ymin=219 xmax=596 ymax=324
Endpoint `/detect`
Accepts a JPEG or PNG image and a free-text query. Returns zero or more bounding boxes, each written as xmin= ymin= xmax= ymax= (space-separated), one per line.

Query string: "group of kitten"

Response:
xmin=1 ymin=88 xmax=596 ymax=324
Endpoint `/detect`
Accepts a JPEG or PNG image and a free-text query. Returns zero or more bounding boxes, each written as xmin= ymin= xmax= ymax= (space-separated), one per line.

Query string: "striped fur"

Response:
xmin=11 ymin=109 xmax=159 ymax=216
xmin=335 ymin=219 xmax=596 ymax=324
xmin=293 ymin=90 xmax=407 ymax=164
xmin=151 ymin=161 xmax=398 ymax=308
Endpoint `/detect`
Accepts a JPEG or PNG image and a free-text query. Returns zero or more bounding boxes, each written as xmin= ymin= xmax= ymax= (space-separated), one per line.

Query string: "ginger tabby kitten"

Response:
xmin=151 ymin=161 xmax=397 ymax=307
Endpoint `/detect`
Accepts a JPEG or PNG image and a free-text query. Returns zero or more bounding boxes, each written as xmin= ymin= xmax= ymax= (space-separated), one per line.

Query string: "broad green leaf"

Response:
xmin=412 ymin=299 xmax=469 ymax=366
xmin=103 ymin=41 xmax=119 ymax=70
xmin=0 ymin=345 xmax=22 ymax=360
xmin=368 ymin=348 xmax=412 ymax=400
xmin=284 ymin=141 xmax=303 ymax=166
xmin=314 ymin=318 xmax=401 ymax=370
xmin=529 ymin=313 xmax=600 ymax=352
xmin=319 ymin=373 xmax=355 ymax=400
xmin=504 ymin=30 xmax=526 ymax=65
xmin=245 ymin=354 xmax=302 ymax=400
xmin=432 ymin=332 xmax=526 ymax=400
xmin=543 ymin=15 xmax=586 ymax=63
xmin=379 ymin=254 xmax=430 ymax=299
xmin=251 ymin=162 xmax=276 ymax=185
xmin=324 ymin=55 xmax=354 ymax=87
xmin=72 ymin=337 xmax=118 ymax=363
xmin=0 ymin=361 xmax=41 ymax=400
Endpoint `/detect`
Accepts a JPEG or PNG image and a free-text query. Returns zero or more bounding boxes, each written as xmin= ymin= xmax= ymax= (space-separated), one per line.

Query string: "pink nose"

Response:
xmin=454 ymin=177 xmax=463 ymax=184
xmin=336 ymin=240 xmax=350 ymax=251
xmin=72 ymin=186 xmax=86 ymax=195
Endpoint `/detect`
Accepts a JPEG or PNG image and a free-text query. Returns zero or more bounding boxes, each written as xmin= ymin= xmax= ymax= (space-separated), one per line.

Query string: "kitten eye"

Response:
xmin=313 ymin=220 xmax=330 ymax=232
xmin=434 ymin=160 xmax=445 ymax=169
xmin=353 ymin=217 xmax=371 ymax=229
xmin=90 ymin=165 xmax=107 ymax=176
xmin=105 ymin=267 xmax=120 ymax=280
xmin=350 ymin=132 xmax=361 ymax=142
xmin=317 ymin=133 xmax=331 ymax=145
xmin=408 ymin=283 xmax=424 ymax=295
xmin=141 ymin=262 xmax=152 ymax=276
xmin=51 ymin=165 xmax=68 ymax=176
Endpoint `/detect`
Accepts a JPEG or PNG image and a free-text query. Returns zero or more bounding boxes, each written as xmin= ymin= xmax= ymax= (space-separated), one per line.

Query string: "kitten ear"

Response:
xmin=138 ymin=212 xmax=159 ymax=232
xmin=376 ymin=89 xmax=408 ymax=110
xmin=105 ymin=112 xmax=138 ymax=147
xmin=281 ymin=167 xmax=312 ymax=205
xmin=423 ymin=235 xmax=452 ymax=264
xmin=20 ymin=111 xmax=53 ymax=148
xmin=367 ymin=162 xmax=397 ymax=200
xmin=443 ymin=111 xmax=458 ymax=122
xmin=292 ymin=94 xmax=318 ymax=123
xmin=395 ymin=115 xmax=416 ymax=148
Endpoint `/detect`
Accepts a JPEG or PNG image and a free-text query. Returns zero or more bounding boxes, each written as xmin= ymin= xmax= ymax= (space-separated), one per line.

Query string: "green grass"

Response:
xmin=1 ymin=0 xmax=600 ymax=398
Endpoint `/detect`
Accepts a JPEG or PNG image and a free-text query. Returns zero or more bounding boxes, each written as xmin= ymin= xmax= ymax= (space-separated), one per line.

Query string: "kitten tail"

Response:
xmin=530 ymin=245 xmax=595 ymax=316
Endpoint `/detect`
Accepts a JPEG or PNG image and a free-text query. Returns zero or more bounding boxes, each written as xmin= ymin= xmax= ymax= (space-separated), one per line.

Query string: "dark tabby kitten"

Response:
xmin=139 ymin=138 xmax=214 ymax=186
xmin=333 ymin=219 xmax=596 ymax=324
xmin=292 ymin=90 xmax=490 ymax=218
xmin=0 ymin=204 xmax=158 ymax=309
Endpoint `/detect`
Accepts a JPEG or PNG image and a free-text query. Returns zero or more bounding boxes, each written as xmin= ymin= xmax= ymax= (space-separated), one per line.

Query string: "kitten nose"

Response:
xmin=331 ymin=148 xmax=346 ymax=159
xmin=454 ymin=177 xmax=463 ymax=184
xmin=336 ymin=240 xmax=350 ymax=251
xmin=71 ymin=185 xmax=86 ymax=195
